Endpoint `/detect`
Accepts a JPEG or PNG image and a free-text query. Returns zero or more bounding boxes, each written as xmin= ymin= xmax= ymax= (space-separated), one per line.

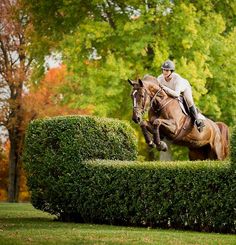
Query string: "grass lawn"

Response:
xmin=0 ymin=203 xmax=235 ymax=245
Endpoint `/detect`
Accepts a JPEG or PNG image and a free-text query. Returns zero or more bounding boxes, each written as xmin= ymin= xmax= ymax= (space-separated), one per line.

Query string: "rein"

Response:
xmin=133 ymin=86 xmax=174 ymax=114
xmin=150 ymin=88 xmax=162 ymax=108
xmin=153 ymin=97 xmax=175 ymax=113
xmin=149 ymin=87 xmax=175 ymax=113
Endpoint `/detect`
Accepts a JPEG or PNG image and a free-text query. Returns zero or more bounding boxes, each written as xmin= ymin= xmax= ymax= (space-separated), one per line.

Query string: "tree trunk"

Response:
xmin=8 ymin=130 xmax=20 ymax=202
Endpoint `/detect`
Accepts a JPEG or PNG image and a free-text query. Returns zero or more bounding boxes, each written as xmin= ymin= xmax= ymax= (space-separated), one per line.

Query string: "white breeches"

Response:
xmin=183 ymin=87 xmax=194 ymax=108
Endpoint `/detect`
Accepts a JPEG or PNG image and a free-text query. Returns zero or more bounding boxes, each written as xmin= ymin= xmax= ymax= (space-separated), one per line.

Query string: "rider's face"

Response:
xmin=162 ymin=69 xmax=172 ymax=79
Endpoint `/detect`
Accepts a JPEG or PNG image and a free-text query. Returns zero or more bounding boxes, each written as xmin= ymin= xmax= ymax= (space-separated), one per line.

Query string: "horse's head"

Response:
xmin=128 ymin=75 xmax=162 ymax=124
xmin=128 ymin=78 xmax=149 ymax=123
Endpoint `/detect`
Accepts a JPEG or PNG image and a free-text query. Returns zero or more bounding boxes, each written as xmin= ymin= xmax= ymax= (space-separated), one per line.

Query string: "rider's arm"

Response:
xmin=157 ymin=74 xmax=182 ymax=98
xmin=161 ymin=85 xmax=181 ymax=98
xmin=161 ymin=76 xmax=185 ymax=98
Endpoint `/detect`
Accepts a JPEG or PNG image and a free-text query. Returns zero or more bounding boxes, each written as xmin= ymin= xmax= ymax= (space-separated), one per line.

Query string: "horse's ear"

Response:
xmin=128 ymin=79 xmax=135 ymax=86
xmin=138 ymin=79 xmax=144 ymax=87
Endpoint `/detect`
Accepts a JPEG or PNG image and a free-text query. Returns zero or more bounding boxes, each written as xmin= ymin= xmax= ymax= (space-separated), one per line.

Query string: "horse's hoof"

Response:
xmin=148 ymin=141 xmax=155 ymax=148
xmin=161 ymin=141 xmax=168 ymax=152
xmin=156 ymin=141 xmax=168 ymax=151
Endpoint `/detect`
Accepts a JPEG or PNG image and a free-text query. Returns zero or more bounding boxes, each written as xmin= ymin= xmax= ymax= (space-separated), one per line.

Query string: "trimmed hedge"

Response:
xmin=23 ymin=116 xmax=236 ymax=233
xmin=78 ymin=160 xmax=236 ymax=233
xmin=23 ymin=115 xmax=137 ymax=217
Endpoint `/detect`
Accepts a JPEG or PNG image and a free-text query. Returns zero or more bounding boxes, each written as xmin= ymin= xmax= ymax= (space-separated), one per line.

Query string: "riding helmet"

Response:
xmin=161 ymin=60 xmax=175 ymax=71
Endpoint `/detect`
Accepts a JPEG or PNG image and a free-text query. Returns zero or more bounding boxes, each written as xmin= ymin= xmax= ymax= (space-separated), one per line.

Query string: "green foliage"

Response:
xmin=231 ymin=126 xmax=236 ymax=167
xmin=24 ymin=115 xmax=137 ymax=161
xmin=23 ymin=0 xmax=236 ymax=160
xmin=25 ymin=141 xmax=236 ymax=233
xmin=57 ymin=1 xmax=236 ymax=122
xmin=24 ymin=115 xmax=236 ymax=233
xmin=77 ymin=160 xmax=235 ymax=233
xmin=23 ymin=115 xmax=137 ymax=216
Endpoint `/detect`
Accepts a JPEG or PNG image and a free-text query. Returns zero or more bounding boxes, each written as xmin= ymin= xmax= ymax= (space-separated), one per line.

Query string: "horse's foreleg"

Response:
xmin=153 ymin=119 xmax=168 ymax=152
xmin=140 ymin=121 xmax=155 ymax=148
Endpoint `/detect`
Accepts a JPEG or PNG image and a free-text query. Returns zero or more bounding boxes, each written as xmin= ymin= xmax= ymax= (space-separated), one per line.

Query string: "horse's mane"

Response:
xmin=142 ymin=74 xmax=160 ymax=86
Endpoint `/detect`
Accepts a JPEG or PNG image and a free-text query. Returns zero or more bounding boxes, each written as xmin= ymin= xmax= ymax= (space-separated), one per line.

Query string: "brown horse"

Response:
xmin=128 ymin=75 xmax=229 ymax=160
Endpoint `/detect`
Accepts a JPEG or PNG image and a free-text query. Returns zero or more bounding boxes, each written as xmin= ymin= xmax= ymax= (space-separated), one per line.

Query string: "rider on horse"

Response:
xmin=157 ymin=60 xmax=205 ymax=132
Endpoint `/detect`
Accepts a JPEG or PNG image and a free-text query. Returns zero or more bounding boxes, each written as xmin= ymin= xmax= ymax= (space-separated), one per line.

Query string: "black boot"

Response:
xmin=189 ymin=105 xmax=205 ymax=132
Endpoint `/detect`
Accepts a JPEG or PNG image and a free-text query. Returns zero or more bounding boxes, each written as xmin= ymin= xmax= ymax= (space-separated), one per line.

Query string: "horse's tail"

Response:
xmin=216 ymin=122 xmax=230 ymax=159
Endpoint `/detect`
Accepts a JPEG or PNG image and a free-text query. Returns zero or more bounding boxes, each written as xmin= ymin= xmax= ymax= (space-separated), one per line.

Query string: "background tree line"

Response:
xmin=0 ymin=0 xmax=236 ymax=201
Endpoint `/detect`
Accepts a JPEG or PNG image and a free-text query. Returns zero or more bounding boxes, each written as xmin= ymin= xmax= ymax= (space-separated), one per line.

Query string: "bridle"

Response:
xmin=133 ymin=86 xmax=173 ymax=115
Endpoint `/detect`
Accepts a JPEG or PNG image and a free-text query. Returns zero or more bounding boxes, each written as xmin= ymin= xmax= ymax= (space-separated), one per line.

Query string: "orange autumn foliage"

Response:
xmin=0 ymin=65 xmax=89 ymax=201
xmin=0 ymin=141 xmax=9 ymax=201
xmin=0 ymin=140 xmax=29 ymax=202
xmin=23 ymin=65 xmax=88 ymax=119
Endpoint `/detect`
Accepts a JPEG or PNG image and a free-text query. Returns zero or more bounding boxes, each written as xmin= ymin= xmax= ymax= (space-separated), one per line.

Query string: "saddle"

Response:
xmin=173 ymin=96 xmax=206 ymax=141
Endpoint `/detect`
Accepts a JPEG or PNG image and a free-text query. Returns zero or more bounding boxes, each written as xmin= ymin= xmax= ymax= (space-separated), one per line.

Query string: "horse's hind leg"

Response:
xmin=140 ymin=121 xmax=155 ymax=147
xmin=211 ymin=135 xmax=224 ymax=160
xmin=216 ymin=122 xmax=229 ymax=159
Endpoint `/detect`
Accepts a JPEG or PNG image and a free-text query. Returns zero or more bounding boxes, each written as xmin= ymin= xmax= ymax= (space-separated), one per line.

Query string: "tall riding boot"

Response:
xmin=189 ymin=105 xmax=205 ymax=132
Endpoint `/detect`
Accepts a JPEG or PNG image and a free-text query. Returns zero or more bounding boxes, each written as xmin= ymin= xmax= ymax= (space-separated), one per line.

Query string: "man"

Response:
xmin=157 ymin=60 xmax=205 ymax=132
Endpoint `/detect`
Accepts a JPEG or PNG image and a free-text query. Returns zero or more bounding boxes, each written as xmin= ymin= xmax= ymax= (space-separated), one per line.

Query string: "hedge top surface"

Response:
xmin=23 ymin=115 xmax=138 ymax=168
xmin=85 ymin=159 xmax=231 ymax=170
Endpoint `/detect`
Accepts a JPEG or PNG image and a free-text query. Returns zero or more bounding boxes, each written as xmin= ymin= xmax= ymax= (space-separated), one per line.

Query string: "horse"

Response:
xmin=128 ymin=75 xmax=229 ymax=160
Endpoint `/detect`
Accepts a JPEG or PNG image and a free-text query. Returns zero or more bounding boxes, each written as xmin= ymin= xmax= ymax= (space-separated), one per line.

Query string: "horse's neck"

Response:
xmin=146 ymin=84 xmax=159 ymax=96
xmin=153 ymin=92 xmax=185 ymax=119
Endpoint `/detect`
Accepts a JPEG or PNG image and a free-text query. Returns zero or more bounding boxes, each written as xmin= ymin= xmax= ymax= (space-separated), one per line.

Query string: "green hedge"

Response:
xmin=23 ymin=115 xmax=137 ymax=217
xmin=78 ymin=160 xmax=235 ymax=233
xmin=23 ymin=116 xmax=236 ymax=233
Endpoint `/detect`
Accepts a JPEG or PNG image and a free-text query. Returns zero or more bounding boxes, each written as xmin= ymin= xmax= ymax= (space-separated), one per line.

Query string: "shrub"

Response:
xmin=69 ymin=160 xmax=236 ymax=233
xmin=23 ymin=115 xmax=137 ymax=217
xmin=23 ymin=115 xmax=236 ymax=233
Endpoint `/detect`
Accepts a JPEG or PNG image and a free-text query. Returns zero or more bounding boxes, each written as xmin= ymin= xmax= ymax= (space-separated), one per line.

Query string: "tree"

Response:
xmin=23 ymin=0 xmax=236 ymax=160
xmin=0 ymin=63 xmax=86 ymax=201
xmin=0 ymin=0 xmax=34 ymax=201
xmin=0 ymin=0 xmax=87 ymax=201
xmin=22 ymin=65 xmax=87 ymax=120
xmin=57 ymin=1 xmax=236 ymax=162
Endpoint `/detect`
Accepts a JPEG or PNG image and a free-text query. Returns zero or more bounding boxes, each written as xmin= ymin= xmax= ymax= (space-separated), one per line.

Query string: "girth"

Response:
xmin=172 ymin=116 xmax=192 ymax=142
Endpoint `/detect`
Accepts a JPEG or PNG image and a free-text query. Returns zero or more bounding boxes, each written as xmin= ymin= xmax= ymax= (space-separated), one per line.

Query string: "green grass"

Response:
xmin=0 ymin=203 xmax=235 ymax=245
